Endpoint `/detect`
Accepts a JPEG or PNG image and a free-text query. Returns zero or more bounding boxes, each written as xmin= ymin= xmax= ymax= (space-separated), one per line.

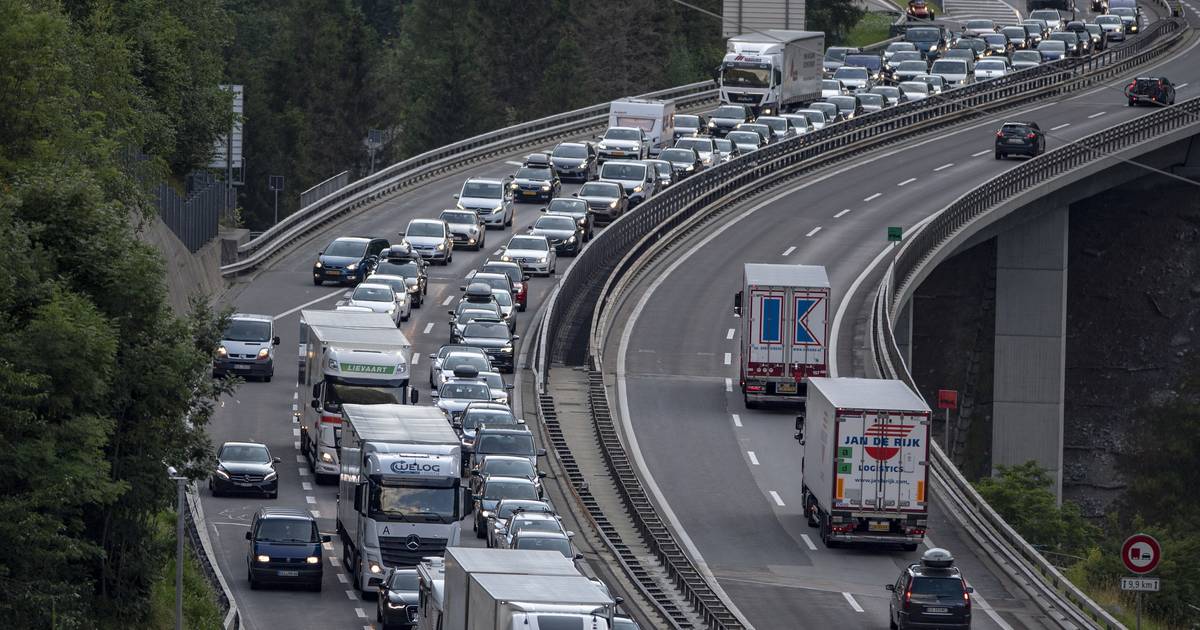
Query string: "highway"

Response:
xmin=604 ymin=10 xmax=1199 ymax=630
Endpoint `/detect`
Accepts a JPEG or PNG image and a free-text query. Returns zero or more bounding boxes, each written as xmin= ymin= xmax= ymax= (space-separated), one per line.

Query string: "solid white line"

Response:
xmin=411 ymin=353 xmax=420 ymax=365
xmin=345 ymin=590 xmax=357 ymax=601
xmin=934 ymin=163 xmax=954 ymax=171
xmin=725 ymin=377 xmax=733 ymax=392
xmin=306 ymin=496 xmax=316 ymax=504
xmin=723 ymin=352 xmax=731 ymax=365
xmin=805 ymin=226 xmax=822 ymax=237
xmin=1179 ymin=82 xmax=1190 ymax=89
xmin=863 ymin=192 xmax=882 ymax=202
xmin=801 ymin=534 xmax=818 ymax=551
xmin=731 ymin=413 xmax=742 ymax=427
xmin=747 ymin=451 xmax=759 ymax=465
xmin=971 ymin=149 xmax=990 ymax=157
xmin=782 ymin=246 xmax=797 ymax=256
xmin=768 ymin=491 xmax=785 ymax=507
xmin=442 ymin=295 xmax=455 ymax=306
xmin=274 ymin=289 xmax=344 ymax=320
xmin=1051 ymin=122 xmax=1071 ymax=131
xmin=842 ymin=592 xmax=865 ymax=613
xmin=337 ymin=573 xmax=348 ymax=584
xmin=834 ymin=208 xmax=852 ymax=218
xmin=423 ymin=322 xmax=434 ymax=334
xmin=726 ymin=328 xmax=735 ymax=340
xmin=1087 ymin=111 xmax=1106 ymax=119
xmin=298 ymin=468 xmax=310 ymax=476
xmin=302 ymin=482 xmax=312 ymax=491
xmin=355 ymin=608 xmax=368 ymax=619
xmin=295 ymin=455 xmax=306 ymax=463
xmin=897 ymin=177 xmax=917 ymax=187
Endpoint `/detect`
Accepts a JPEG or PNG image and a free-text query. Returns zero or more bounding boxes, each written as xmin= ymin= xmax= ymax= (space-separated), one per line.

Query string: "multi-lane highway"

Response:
xmin=604 ymin=10 xmax=1198 ymax=630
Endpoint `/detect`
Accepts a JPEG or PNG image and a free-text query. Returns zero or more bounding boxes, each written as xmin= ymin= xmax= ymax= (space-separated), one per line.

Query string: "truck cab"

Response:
xmin=719 ymin=30 xmax=825 ymax=116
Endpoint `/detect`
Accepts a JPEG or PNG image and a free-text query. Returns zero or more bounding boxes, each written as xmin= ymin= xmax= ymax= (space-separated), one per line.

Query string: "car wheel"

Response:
xmin=264 ymin=374 xmax=272 ymax=383
xmin=402 ymin=312 xmax=410 ymax=322
xmin=377 ymin=604 xmax=384 ymax=622
xmin=267 ymin=491 xmax=278 ymax=499
xmin=890 ymin=613 xmax=899 ymax=630
xmin=995 ymin=151 xmax=1003 ymax=160
xmin=311 ymin=580 xmax=322 ymax=592
xmin=248 ymin=566 xmax=258 ymax=590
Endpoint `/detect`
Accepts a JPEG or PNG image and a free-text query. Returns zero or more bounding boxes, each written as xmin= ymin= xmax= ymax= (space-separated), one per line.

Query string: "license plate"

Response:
xmin=610 ymin=151 xmax=625 ymax=156
xmin=776 ymin=382 xmax=798 ymax=394
xmin=278 ymin=570 xmax=299 ymax=577
xmin=869 ymin=521 xmax=891 ymax=532
xmin=522 ymin=191 xmax=537 ymax=196
xmin=926 ymin=607 xmax=948 ymax=613
xmin=235 ymin=481 xmax=255 ymax=486
xmin=1007 ymin=138 xmax=1024 ymax=144
xmin=234 ymin=364 xmax=251 ymax=371
xmin=327 ymin=270 xmax=342 ymax=275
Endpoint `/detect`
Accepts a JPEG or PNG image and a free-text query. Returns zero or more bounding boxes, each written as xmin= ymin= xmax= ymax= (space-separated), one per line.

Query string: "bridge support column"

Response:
xmin=992 ymin=205 xmax=1067 ymax=503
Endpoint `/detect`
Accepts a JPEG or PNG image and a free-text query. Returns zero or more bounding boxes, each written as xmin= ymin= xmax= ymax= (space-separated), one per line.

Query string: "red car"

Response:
xmin=907 ymin=0 xmax=935 ymax=19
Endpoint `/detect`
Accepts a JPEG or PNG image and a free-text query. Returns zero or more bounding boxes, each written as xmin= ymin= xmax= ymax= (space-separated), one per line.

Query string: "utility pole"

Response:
xmin=269 ymin=175 xmax=285 ymax=226
xmin=166 ymin=467 xmax=188 ymax=630
xmin=366 ymin=128 xmax=383 ymax=175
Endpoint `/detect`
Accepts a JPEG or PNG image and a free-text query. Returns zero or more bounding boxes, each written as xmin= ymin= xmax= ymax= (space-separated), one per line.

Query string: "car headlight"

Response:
xmin=215 ymin=468 xmax=229 ymax=479
xmin=480 ymin=510 xmax=492 ymax=518
xmin=501 ymin=254 xmax=512 ymax=262
xmin=536 ymin=255 xmax=547 ymax=263
xmin=541 ymin=184 xmax=550 ymax=191
xmin=437 ymin=243 xmax=445 ymax=251
xmin=346 ymin=262 xmax=358 ymax=271
xmin=708 ymin=120 xmax=716 ymax=127
xmin=509 ymin=183 xmax=518 ymax=190
xmin=685 ymin=165 xmax=694 ymax=171
xmin=608 ymin=200 xmax=617 ymax=208
xmin=399 ymin=239 xmax=409 ymax=248
xmin=566 ymin=235 xmax=576 ymax=244
xmin=264 ymin=471 xmax=277 ymax=481
xmin=597 ymin=143 xmax=607 ymax=150
xmin=369 ymin=562 xmax=383 ymax=574
xmin=306 ymin=556 xmax=319 ymax=564
xmin=387 ymin=600 xmax=405 ymax=609
xmin=492 ymin=205 xmax=504 ymax=214
xmin=577 ymin=217 xmax=587 ymax=226
xmin=217 ymin=346 xmax=228 ymax=358
xmin=455 ymin=202 xmax=465 ymax=210
xmin=256 ymin=555 xmax=271 ymax=563
xmin=501 ymin=344 xmax=513 ymax=353
xmin=257 ymin=347 xmax=270 ymax=359
xmin=387 ymin=306 xmax=396 ymax=314
xmin=321 ymin=452 xmax=334 ymax=463
xmin=314 ymin=261 xmax=323 ymax=269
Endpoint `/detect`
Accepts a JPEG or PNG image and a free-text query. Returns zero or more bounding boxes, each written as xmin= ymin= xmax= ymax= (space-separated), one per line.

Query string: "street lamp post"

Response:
xmin=166 ymin=467 xmax=188 ymax=630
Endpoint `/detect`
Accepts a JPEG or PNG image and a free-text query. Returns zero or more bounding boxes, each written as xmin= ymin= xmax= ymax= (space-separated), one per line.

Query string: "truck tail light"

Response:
xmin=906 ymin=527 xmax=926 ymax=536
xmin=746 ymin=385 xmax=765 ymax=392
xmin=321 ymin=414 xmax=342 ymax=425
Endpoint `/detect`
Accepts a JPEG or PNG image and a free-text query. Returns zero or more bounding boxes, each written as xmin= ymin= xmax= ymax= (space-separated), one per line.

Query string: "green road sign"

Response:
xmin=887 ymin=226 xmax=903 ymax=242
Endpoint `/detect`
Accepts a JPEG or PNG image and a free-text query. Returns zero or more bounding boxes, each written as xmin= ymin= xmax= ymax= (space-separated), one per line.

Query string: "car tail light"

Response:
xmin=906 ymin=527 xmax=926 ymax=536
xmin=903 ymin=585 xmax=914 ymax=611
xmin=1027 ymin=133 xmax=1037 ymax=139
xmin=963 ymin=581 xmax=972 ymax=609
xmin=995 ymin=130 xmax=1004 ymax=137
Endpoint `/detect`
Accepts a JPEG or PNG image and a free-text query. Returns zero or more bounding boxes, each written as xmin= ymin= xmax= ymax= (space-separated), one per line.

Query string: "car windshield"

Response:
xmin=406 ymin=222 xmax=444 ymax=237
xmin=797 ymin=110 xmax=826 ymax=124
xmin=604 ymin=128 xmax=641 ymax=141
xmin=1013 ymin=51 xmax=1041 ymax=62
xmin=833 ymin=67 xmax=868 ymax=80
xmin=727 ymin=131 xmax=760 ymax=145
xmin=910 ymin=577 xmax=966 ymax=596
xmin=366 ymin=276 xmax=407 ymax=293
xmin=931 ymin=60 xmax=966 ymax=73
xmin=1039 ymin=41 xmax=1066 ymax=50
xmin=375 ymin=260 xmax=420 ymax=278
xmin=600 ymin=163 xmax=647 ymax=180
xmin=722 ymin=64 xmax=770 ymax=87
xmin=966 ymin=20 xmax=993 ymax=29
xmin=811 ymin=102 xmax=838 ymax=117
xmin=977 ymin=60 xmax=1007 ymax=70
xmin=675 ymin=115 xmax=700 ymax=127
xmin=872 ymin=87 xmax=900 ymax=97
xmin=759 ymin=118 xmax=787 ymax=131
xmin=579 ymin=182 xmax=620 ymax=197
xmin=324 ymin=239 xmax=367 ymax=258
xmin=507 ymin=236 xmax=548 ymax=251
xmin=255 ymin=518 xmax=318 ymax=543
xmin=224 ymin=318 xmax=271 ymax=342
xmin=1030 ymin=10 xmax=1060 ymax=20
xmin=891 ymin=52 xmax=923 ymax=63
xmin=712 ymin=105 xmax=748 ymax=119
xmin=907 ymin=28 xmax=941 ymax=42
xmin=352 ymin=285 xmax=393 ymax=301
xmin=374 ymin=485 xmax=457 ymax=522
xmin=887 ymin=42 xmax=915 ymax=52
xmin=491 ymin=291 xmax=512 ymax=307
xmin=220 ymin=444 xmax=270 ymax=463
xmin=858 ymin=94 xmax=884 ymax=107
xmin=824 ymin=48 xmax=851 ymax=61
xmin=552 ymin=144 xmax=587 ymax=158
xmin=484 ymin=458 xmax=535 ymax=477
xmin=326 ymin=383 xmax=404 ymax=411
xmin=439 ymin=382 xmax=491 ymax=400
xmin=1085 ymin=25 xmax=1102 ymax=34
xmin=900 ymin=82 xmax=929 ymax=94
xmin=446 ymin=354 xmax=491 ymax=373
xmin=515 ymin=536 xmax=571 ymax=557
xmin=516 ymin=167 xmax=550 ymax=180
xmin=827 ymin=96 xmax=856 ymax=108
xmin=536 ymin=216 xmax=576 ymax=231
xmin=1111 ymin=7 xmax=1135 ymax=16
xmin=456 ymin=308 xmax=499 ymax=323
xmin=387 ymin=572 xmax=419 ymax=591
xmin=1003 ymin=28 xmax=1026 ymax=38
xmin=463 ymin=181 xmax=503 ymax=198
xmin=822 ymin=79 xmax=842 ymax=90
xmin=675 ymin=138 xmax=711 ymax=153
xmin=477 ymin=433 xmax=534 ymax=455
xmin=898 ymin=61 xmax=928 ymax=72
xmin=463 ymin=408 xmax=516 ymax=430
xmin=463 ymin=323 xmax=509 ymax=339
xmin=441 ymin=211 xmax=476 ymax=224
xmin=660 ymin=149 xmax=695 ymax=163
xmin=547 ymin=199 xmax=587 ymax=214
xmin=983 ymin=34 xmax=1006 ymax=44
xmin=1097 ymin=15 xmax=1122 ymax=24
xmin=484 ymin=480 xmax=538 ymax=501
xmin=651 ymin=161 xmax=672 ymax=176
xmin=714 ymin=138 xmax=734 ymax=151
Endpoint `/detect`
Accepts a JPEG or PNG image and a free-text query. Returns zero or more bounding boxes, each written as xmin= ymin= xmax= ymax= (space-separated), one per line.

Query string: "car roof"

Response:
xmin=256 ymin=507 xmax=315 ymax=521
xmin=365 ymin=274 xmax=406 ymax=283
xmin=355 ymin=282 xmax=391 ymax=290
xmin=331 ymin=236 xmax=371 ymax=244
xmin=601 ymin=159 xmax=647 ymax=167
xmin=230 ymin=313 xmax=273 ymax=322
xmin=514 ymin=529 xmax=569 ymax=539
xmin=482 ymin=454 xmax=533 ymax=464
xmin=221 ymin=440 xmax=268 ymax=449
xmin=409 ymin=218 xmax=442 ymax=225
xmin=484 ymin=475 xmax=535 ymax=485
xmin=478 ymin=425 xmax=533 ymax=435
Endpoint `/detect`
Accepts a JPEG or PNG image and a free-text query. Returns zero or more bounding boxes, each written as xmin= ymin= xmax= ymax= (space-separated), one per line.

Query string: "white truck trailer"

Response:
xmin=799 ymin=377 xmax=931 ymax=550
xmin=438 ymin=548 xmax=584 ymax=630
xmin=607 ymin=98 xmax=676 ymax=157
xmin=337 ymin=403 xmax=462 ymax=594
xmin=466 ymin=573 xmax=616 ymax=630
xmin=734 ymin=263 xmax=829 ymax=407
xmin=299 ymin=309 xmax=415 ymax=482
xmin=718 ymin=30 xmax=824 ymax=115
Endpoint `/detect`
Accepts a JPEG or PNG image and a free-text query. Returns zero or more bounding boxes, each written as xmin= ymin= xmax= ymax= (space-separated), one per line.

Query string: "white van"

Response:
xmin=608 ymin=99 xmax=676 ymax=156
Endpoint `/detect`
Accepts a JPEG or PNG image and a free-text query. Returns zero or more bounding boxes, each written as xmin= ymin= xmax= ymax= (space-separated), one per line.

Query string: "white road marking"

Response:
xmin=293 ymin=441 xmax=300 ymax=451
xmin=805 ymin=226 xmax=822 ymax=237
xmin=299 ymin=468 xmax=310 ymax=476
xmin=346 ymin=590 xmax=358 ymax=601
xmin=1178 ymin=82 xmax=1190 ymax=89
xmin=505 ymin=160 xmax=523 ymax=166
xmin=295 ymin=455 xmax=306 ymax=463
xmin=312 ymin=510 xmax=321 ymax=518
xmin=723 ymin=352 xmax=731 ymax=365
xmin=293 ymin=391 xmax=299 ymax=400
xmin=337 ymin=573 xmax=349 ymax=584
xmin=329 ymin=556 xmax=340 ymax=567
xmin=933 ymin=163 xmax=954 ymax=171
xmin=1051 ymin=122 xmax=1071 ymax=131
xmin=782 ymin=246 xmax=797 ymax=256
xmin=725 ymin=378 xmax=733 ymax=392
xmin=423 ymin=322 xmax=435 ymax=334
xmin=768 ymin=491 xmax=785 ymax=507
xmin=863 ymin=192 xmax=882 ymax=202
xmin=274 ymin=289 xmax=344 ymax=320
xmin=1087 ymin=111 xmax=1106 ymax=119
xmin=442 ymin=295 xmax=455 ymax=306
xmin=801 ymin=534 xmax=818 ymax=551
xmin=842 ymin=592 xmax=865 ymax=613
xmin=302 ymin=482 xmax=313 ymax=491
xmin=747 ymin=451 xmax=759 ymax=465
xmin=355 ymin=608 xmax=368 ymax=619
xmin=731 ymin=414 xmax=742 ymax=427
xmin=726 ymin=328 xmax=735 ymax=340
xmin=897 ymin=177 xmax=917 ymax=186
xmin=411 ymin=353 xmax=420 ymax=365
xmin=971 ymin=149 xmax=990 ymax=157
xmin=292 ymin=427 xmax=300 ymax=437
xmin=306 ymin=496 xmax=316 ymax=504
xmin=834 ymin=208 xmax=852 ymax=218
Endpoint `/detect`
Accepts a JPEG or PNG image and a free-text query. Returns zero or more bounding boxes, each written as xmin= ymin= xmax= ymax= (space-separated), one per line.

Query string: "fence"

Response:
xmin=154 ymin=174 xmax=231 ymax=252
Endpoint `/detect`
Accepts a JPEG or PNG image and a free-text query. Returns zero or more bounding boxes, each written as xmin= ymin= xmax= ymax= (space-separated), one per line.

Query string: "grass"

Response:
xmin=146 ymin=510 xmax=225 ymax=630
xmin=847 ymin=12 xmax=897 ymax=47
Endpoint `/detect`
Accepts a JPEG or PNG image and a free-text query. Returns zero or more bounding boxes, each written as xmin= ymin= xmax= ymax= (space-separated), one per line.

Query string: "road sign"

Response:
xmin=887 ymin=226 xmax=903 ymax=242
xmin=1121 ymin=577 xmax=1160 ymax=592
xmin=1121 ymin=533 xmax=1162 ymax=574
xmin=268 ymin=175 xmax=285 ymax=192
xmin=937 ymin=389 xmax=958 ymax=410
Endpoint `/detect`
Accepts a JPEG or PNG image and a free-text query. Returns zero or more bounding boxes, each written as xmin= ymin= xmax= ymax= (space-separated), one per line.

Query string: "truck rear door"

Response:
xmin=833 ymin=411 xmax=928 ymax=515
xmin=747 ymin=285 xmax=787 ymax=376
xmin=788 ymin=286 xmax=829 ymax=377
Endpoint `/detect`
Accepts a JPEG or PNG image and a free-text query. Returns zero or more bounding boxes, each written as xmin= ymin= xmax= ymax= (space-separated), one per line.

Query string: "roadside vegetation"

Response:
xmin=141 ymin=512 xmax=224 ymax=630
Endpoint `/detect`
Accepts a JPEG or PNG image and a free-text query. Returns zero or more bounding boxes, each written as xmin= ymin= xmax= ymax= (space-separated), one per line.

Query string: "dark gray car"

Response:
xmin=550 ymin=142 xmax=596 ymax=182
xmin=544 ymin=197 xmax=593 ymax=241
xmin=575 ymin=181 xmax=628 ymax=225
xmin=529 ymin=213 xmax=584 ymax=256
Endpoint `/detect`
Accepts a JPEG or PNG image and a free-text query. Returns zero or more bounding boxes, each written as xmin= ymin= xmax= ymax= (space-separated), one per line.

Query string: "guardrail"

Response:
xmin=535 ymin=17 xmax=1186 ymax=630
xmin=871 ymin=96 xmax=1200 ymax=630
xmin=184 ymin=485 xmax=240 ymax=630
xmin=220 ymin=81 xmax=719 ymax=277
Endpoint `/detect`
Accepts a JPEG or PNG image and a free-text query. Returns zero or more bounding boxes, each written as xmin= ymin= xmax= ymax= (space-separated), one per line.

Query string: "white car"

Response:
xmin=501 ymin=235 xmax=557 ymax=276
xmin=821 ymin=79 xmax=848 ymax=98
xmin=898 ymin=81 xmax=931 ymax=102
xmin=779 ymin=114 xmax=812 ymax=135
xmin=492 ymin=511 xmax=568 ymax=550
xmin=973 ymin=58 xmax=1009 ymax=81
xmin=343 ymin=283 xmax=403 ymax=326
xmin=362 ymin=274 xmax=412 ymax=322
xmin=454 ymin=178 xmax=514 ymax=228
xmin=793 ymin=109 xmax=828 ymax=130
xmin=930 ymin=59 xmax=970 ymax=88
xmin=832 ymin=66 xmax=870 ymax=92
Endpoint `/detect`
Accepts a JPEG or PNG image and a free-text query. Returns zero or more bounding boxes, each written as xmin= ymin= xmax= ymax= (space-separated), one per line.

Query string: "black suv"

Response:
xmin=1126 ymin=76 xmax=1177 ymax=106
xmin=313 ymin=236 xmax=389 ymax=286
xmin=886 ymin=548 xmax=974 ymax=630
xmin=372 ymin=244 xmax=429 ymax=307
xmin=994 ymin=121 xmax=1045 ymax=160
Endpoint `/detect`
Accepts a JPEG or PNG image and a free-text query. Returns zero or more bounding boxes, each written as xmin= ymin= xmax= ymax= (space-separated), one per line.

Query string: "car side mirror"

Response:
xmin=538 ymin=471 xmax=547 ymax=478
xmin=428 ymin=353 xmax=437 ymax=359
xmin=245 ymin=532 xmax=253 ymax=541
xmin=430 ymin=392 xmax=439 ymax=399
xmin=566 ymin=531 xmax=575 ymax=538
xmin=273 ymin=457 xmax=281 ymax=463
xmin=885 ymin=584 xmax=895 ymax=592
xmin=505 ymin=384 xmax=514 ymax=390
xmin=452 ymin=420 xmax=462 ymax=429
xmin=322 ymin=534 xmax=332 ymax=543
xmin=571 ymin=192 xmax=578 ymax=197
xmin=512 ymin=334 xmax=520 ymax=340
xmin=317 ymin=250 xmax=324 ymax=256
xmin=573 ymin=553 xmax=584 ymax=560
xmin=472 ymin=494 xmax=482 ymax=502
xmin=448 ymin=310 xmax=456 ymax=316
xmin=311 ymin=399 xmax=320 ymax=410
xmin=410 ymin=389 xmax=419 ymax=404
xmin=733 ymin=290 xmax=743 ymax=317
xmin=272 ymin=336 xmax=281 ymax=346
xmin=522 ymin=275 xmax=531 ymax=281
xmin=966 ymin=586 xmax=975 ymax=593
xmin=459 ymin=285 xmax=467 ymax=291
xmin=539 ymin=207 xmax=547 ymax=213
xmin=453 ymin=194 xmax=460 ymax=199
xmin=537 ymin=448 xmax=547 ymax=456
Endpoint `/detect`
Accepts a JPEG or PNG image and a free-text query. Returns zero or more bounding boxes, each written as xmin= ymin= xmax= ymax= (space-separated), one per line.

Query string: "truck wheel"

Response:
xmin=743 ymin=392 xmax=758 ymax=409
xmin=805 ymin=495 xmax=819 ymax=528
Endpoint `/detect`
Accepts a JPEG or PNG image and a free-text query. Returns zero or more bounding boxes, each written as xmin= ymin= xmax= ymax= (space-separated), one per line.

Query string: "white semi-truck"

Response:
xmin=337 ymin=403 xmax=462 ymax=594
xmin=299 ymin=309 xmax=414 ymax=482
xmin=798 ymin=377 xmax=931 ymax=550
xmin=718 ymin=30 xmax=824 ymax=115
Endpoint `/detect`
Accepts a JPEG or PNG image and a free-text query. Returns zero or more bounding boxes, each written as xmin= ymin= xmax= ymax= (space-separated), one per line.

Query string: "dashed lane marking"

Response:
xmin=329 ymin=556 xmax=340 ymax=567
xmin=411 ymin=353 xmax=420 ymax=365
xmin=723 ymin=352 xmax=731 ymax=365
xmin=312 ymin=510 xmax=321 ymax=518
xmin=295 ymin=455 xmax=305 ymax=464
xmin=897 ymin=177 xmax=917 ymax=186
xmin=306 ymin=496 xmax=316 ymax=504
xmin=1088 ymin=111 xmax=1106 ymax=119
xmin=801 ymin=534 xmax=818 ymax=551
xmin=747 ymin=451 xmax=759 ymax=465
xmin=834 ymin=208 xmax=852 ymax=218
xmin=293 ymin=427 xmax=300 ymax=437
xmin=423 ymin=322 xmax=434 ymax=334
xmin=355 ymin=608 xmax=368 ymax=619
xmin=725 ymin=378 xmax=733 ymax=392
xmin=726 ymin=328 xmax=735 ymax=340
xmin=806 ymin=226 xmax=822 ymax=237
xmin=732 ymin=414 xmax=742 ymax=427
xmin=971 ymin=149 xmax=990 ymax=157
xmin=769 ymin=490 xmax=785 ymax=506
xmin=505 ymin=160 xmax=523 ymax=166
xmin=302 ymin=482 xmax=313 ymax=491
xmin=337 ymin=573 xmax=349 ymax=584
xmin=441 ymin=295 xmax=454 ymax=306
xmin=1051 ymin=122 xmax=1071 ymax=131
xmin=346 ymin=590 xmax=358 ymax=601
xmin=863 ymin=192 xmax=882 ymax=202
xmin=842 ymin=592 xmax=865 ymax=613
xmin=293 ymin=441 xmax=300 ymax=451
xmin=782 ymin=246 xmax=797 ymax=256
xmin=934 ymin=163 xmax=954 ymax=171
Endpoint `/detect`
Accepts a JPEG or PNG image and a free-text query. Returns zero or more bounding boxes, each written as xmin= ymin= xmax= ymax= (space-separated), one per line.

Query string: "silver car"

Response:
xmin=930 ymin=59 xmax=970 ymax=88
xmin=361 ymin=274 xmax=413 ymax=322
xmin=402 ymin=218 xmax=453 ymax=264
xmin=428 ymin=346 xmax=492 ymax=389
xmin=342 ymin=283 xmax=403 ymax=326
xmin=898 ymin=81 xmax=931 ymax=102
xmin=793 ymin=109 xmax=828 ymax=130
xmin=832 ymin=66 xmax=870 ymax=92
xmin=439 ymin=208 xmax=486 ymax=251
xmin=673 ymin=137 xmax=717 ymax=166
xmin=501 ymin=235 xmax=556 ymax=276
xmin=434 ymin=377 xmax=493 ymax=424
xmin=726 ymin=130 xmax=763 ymax=154
xmin=821 ymin=78 xmax=848 ymax=98
xmin=455 ymin=178 xmax=514 ymax=228
xmin=973 ymin=58 xmax=1009 ymax=81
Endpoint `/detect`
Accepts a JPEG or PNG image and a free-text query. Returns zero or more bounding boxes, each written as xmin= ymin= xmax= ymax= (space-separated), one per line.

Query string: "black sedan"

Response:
xmin=659 ymin=147 xmax=704 ymax=180
xmin=549 ymin=142 xmax=596 ymax=181
xmin=544 ymin=198 xmax=594 ymax=241
xmin=507 ymin=166 xmax=560 ymax=203
xmin=376 ymin=568 xmax=420 ymax=629
xmin=210 ymin=441 xmax=280 ymax=498
xmin=529 ymin=213 xmax=584 ymax=256
xmin=458 ymin=319 xmax=518 ymax=372
xmin=574 ymin=181 xmax=628 ymax=226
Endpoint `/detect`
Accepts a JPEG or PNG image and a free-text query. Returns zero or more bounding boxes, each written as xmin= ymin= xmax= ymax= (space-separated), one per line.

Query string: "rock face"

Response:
xmin=909 ymin=178 xmax=1200 ymax=518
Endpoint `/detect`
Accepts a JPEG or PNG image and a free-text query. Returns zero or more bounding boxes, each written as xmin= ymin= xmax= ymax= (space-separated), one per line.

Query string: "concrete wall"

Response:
xmin=137 ymin=216 xmax=226 ymax=315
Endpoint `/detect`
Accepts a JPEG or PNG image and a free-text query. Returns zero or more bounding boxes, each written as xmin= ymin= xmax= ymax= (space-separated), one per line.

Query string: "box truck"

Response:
xmin=718 ymin=30 xmax=824 ymax=115
xmin=466 ymin=573 xmax=616 ymax=630
xmin=798 ymin=377 xmax=931 ymax=550
xmin=733 ymin=263 xmax=830 ymax=407
xmin=337 ymin=403 xmax=461 ymax=593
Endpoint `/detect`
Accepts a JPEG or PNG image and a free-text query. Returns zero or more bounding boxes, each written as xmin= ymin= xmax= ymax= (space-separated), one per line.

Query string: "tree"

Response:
xmin=806 ymin=0 xmax=866 ymax=46
xmin=974 ymin=461 xmax=1099 ymax=557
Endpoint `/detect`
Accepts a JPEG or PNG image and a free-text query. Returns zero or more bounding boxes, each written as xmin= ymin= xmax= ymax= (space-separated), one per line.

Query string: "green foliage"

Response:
xmin=845 ymin=12 xmax=894 ymax=48
xmin=974 ymin=461 xmax=1100 ymax=557
xmin=141 ymin=511 xmax=224 ymax=630
xmin=807 ymin=0 xmax=867 ymax=47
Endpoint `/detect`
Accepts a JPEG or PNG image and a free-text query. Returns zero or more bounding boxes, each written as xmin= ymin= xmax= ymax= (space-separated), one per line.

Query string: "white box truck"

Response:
xmin=718 ymin=30 xmax=824 ymax=115
xmin=299 ymin=309 xmax=415 ymax=482
xmin=337 ymin=403 xmax=462 ymax=594
xmin=799 ymin=377 xmax=931 ymax=550
xmin=733 ymin=263 xmax=830 ymax=407
xmin=439 ymin=548 xmax=583 ymax=630
xmin=466 ymin=573 xmax=616 ymax=630
xmin=607 ymin=98 xmax=676 ymax=156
